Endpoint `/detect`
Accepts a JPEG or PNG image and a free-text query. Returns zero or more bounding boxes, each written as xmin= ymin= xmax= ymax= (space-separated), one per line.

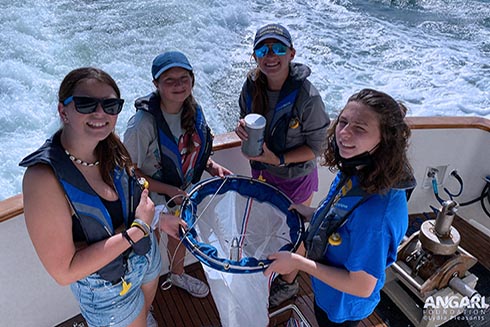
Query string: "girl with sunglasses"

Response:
xmin=20 ymin=67 xmax=164 ymax=327
xmin=265 ymin=89 xmax=413 ymax=327
xmin=124 ymin=51 xmax=231 ymax=300
xmin=235 ymin=23 xmax=330 ymax=307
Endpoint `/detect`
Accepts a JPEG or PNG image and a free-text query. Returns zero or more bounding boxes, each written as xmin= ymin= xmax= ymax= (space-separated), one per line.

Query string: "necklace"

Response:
xmin=65 ymin=149 xmax=100 ymax=167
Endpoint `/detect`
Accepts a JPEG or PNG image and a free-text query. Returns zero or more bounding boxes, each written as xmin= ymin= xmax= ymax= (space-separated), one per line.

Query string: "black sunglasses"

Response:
xmin=62 ymin=96 xmax=124 ymax=115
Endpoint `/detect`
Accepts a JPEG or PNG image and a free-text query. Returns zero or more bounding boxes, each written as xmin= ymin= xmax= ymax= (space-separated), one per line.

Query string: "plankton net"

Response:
xmin=179 ymin=175 xmax=304 ymax=273
xmin=177 ymin=175 xmax=305 ymax=327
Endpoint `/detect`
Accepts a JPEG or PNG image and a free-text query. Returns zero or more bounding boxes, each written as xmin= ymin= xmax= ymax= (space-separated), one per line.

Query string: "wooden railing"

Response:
xmin=1 ymin=116 xmax=489 ymax=223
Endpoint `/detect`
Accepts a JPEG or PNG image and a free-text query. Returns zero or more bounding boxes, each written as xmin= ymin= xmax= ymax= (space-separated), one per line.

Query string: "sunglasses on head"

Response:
xmin=62 ymin=96 xmax=124 ymax=115
xmin=254 ymin=43 xmax=288 ymax=58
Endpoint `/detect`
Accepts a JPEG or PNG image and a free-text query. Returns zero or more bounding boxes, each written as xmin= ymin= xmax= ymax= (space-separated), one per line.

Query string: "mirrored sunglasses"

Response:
xmin=254 ymin=43 xmax=288 ymax=58
xmin=63 ymin=96 xmax=124 ymax=115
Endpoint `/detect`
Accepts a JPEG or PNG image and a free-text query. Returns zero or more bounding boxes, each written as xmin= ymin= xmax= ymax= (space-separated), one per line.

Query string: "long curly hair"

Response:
xmin=322 ymin=88 xmax=413 ymax=194
xmin=58 ymin=67 xmax=132 ymax=185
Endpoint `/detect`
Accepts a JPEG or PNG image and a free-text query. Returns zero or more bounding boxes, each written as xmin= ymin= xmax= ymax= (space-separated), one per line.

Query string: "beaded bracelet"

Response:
xmin=131 ymin=218 xmax=151 ymax=236
xmin=122 ymin=230 xmax=135 ymax=246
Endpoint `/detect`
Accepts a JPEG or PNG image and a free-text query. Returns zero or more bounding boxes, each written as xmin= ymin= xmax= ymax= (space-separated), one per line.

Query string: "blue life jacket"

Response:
xmin=243 ymin=77 xmax=301 ymax=158
xmin=135 ymin=92 xmax=213 ymax=190
xmin=19 ymin=131 xmax=150 ymax=283
xmin=305 ymin=174 xmax=370 ymax=262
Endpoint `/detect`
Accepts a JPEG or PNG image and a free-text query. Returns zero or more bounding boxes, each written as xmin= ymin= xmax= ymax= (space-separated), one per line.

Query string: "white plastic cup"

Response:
xmin=241 ymin=113 xmax=266 ymax=157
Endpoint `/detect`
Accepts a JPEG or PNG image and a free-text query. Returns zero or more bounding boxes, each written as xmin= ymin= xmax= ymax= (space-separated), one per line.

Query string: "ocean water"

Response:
xmin=0 ymin=0 xmax=489 ymax=200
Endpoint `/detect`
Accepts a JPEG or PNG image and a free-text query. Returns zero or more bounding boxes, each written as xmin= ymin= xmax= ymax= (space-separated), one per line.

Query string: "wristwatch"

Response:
xmin=278 ymin=153 xmax=286 ymax=167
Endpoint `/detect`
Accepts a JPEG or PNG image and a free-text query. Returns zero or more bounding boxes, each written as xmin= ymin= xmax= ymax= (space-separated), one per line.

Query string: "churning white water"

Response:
xmin=0 ymin=0 xmax=489 ymax=200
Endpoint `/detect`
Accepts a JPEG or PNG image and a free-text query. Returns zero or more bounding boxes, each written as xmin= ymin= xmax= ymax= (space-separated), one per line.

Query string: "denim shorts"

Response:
xmin=70 ymin=231 xmax=162 ymax=327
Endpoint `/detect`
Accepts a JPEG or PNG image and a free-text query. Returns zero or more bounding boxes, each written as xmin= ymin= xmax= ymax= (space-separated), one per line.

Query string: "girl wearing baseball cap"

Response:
xmin=235 ymin=23 xmax=331 ymax=307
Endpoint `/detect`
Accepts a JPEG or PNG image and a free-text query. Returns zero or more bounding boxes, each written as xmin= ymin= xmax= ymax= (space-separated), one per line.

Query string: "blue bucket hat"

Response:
xmin=253 ymin=23 xmax=292 ymax=50
xmin=151 ymin=51 xmax=193 ymax=80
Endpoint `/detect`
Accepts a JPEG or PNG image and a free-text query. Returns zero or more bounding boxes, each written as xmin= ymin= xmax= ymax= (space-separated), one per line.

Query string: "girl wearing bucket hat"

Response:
xmin=235 ymin=23 xmax=331 ymax=307
xmin=124 ymin=51 xmax=231 ymax=300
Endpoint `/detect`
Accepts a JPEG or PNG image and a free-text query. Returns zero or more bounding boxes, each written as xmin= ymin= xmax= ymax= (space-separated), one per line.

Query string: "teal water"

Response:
xmin=0 ymin=0 xmax=489 ymax=200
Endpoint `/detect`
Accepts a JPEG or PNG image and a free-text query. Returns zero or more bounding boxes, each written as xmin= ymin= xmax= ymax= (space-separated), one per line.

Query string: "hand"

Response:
xmin=167 ymin=187 xmax=188 ymax=205
xmin=289 ymin=203 xmax=316 ymax=221
xmin=159 ymin=212 xmax=187 ymax=240
xmin=264 ymin=251 xmax=299 ymax=277
xmin=135 ymin=189 xmax=155 ymax=226
xmin=235 ymin=119 xmax=248 ymax=141
xmin=245 ymin=143 xmax=280 ymax=166
xmin=207 ymin=160 xmax=233 ymax=177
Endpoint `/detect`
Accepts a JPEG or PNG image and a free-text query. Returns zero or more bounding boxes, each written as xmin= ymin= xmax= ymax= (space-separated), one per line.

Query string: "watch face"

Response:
xmin=279 ymin=154 xmax=285 ymax=166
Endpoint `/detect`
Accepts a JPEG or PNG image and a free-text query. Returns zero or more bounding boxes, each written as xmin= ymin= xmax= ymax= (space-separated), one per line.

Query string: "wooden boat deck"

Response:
xmin=58 ymin=264 xmax=387 ymax=327
xmin=57 ymin=213 xmax=490 ymax=327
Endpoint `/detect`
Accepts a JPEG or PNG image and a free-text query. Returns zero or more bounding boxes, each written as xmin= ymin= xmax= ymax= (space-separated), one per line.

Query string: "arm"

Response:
xmin=159 ymin=212 xmax=187 ymax=240
xmin=272 ymin=144 xmax=315 ymax=166
xmin=23 ymin=165 xmax=153 ymax=286
xmin=124 ymin=113 xmax=187 ymax=204
xmin=298 ymin=89 xmax=330 ymax=156
xmin=245 ymin=143 xmax=316 ymax=166
xmin=205 ymin=159 xmax=232 ymax=177
xmin=241 ymin=84 xmax=329 ymax=165
xmin=289 ymin=203 xmax=316 ymax=220
xmin=132 ymin=167 xmax=187 ymax=204
xmin=259 ymin=92 xmax=328 ymax=165
xmin=267 ymin=190 xmax=400 ymax=298
xmin=265 ymin=252 xmax=377 ymax=298
xmin=235 ymin=119 xmax=248 ymax=142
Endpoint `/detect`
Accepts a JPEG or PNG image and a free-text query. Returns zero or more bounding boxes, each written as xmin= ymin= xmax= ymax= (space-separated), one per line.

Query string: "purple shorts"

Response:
xmin=252 ymin=167 xmax=319 ymax=204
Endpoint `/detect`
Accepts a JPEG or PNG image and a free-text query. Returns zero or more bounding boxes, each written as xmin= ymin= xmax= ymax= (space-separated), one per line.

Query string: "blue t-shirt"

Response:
xmin=311 ymin=173 xmax=408 ymax=322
